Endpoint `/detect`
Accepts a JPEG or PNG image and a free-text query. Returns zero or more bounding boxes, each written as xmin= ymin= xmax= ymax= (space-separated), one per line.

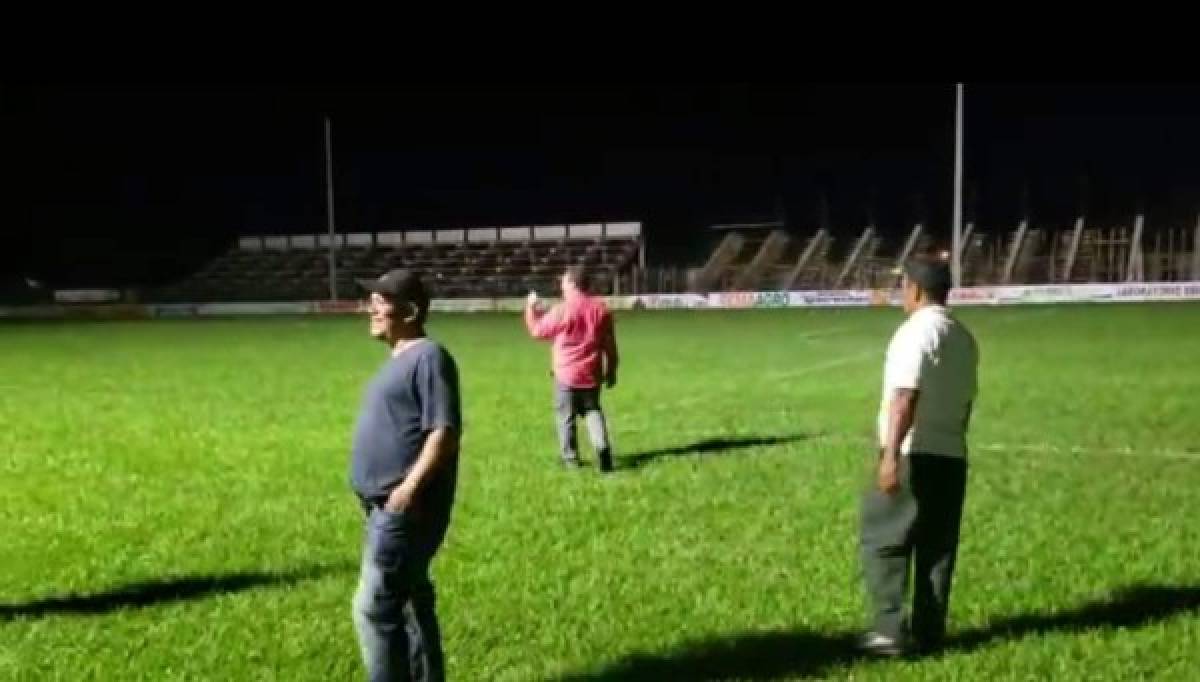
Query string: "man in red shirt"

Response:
xmin=524 ymin=265 xmax=619 ymax=472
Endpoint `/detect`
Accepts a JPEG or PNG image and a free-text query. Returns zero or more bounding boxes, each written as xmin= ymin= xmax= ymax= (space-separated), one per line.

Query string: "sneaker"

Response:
xmin=857 ymin=631 xmax=905 ymax=657
xmin=597 ymin=450 xmax=615 ymax=473
xmin=909 ymin=636 xmax=943 ymax=657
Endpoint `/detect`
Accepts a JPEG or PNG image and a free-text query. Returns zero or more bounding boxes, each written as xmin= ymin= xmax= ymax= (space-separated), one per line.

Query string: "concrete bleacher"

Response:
xmin=148 ymin=223 xmax=643 ymax=303
xmin=692 ymin=220 xmax=1199 ymax=290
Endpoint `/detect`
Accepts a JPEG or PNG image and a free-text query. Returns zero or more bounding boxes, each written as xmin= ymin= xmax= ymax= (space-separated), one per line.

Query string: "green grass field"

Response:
xmin=2 ymin=304 xmax=1199 ymax=680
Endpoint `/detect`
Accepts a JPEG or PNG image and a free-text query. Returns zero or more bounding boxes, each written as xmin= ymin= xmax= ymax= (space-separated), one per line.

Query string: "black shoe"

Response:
xmin=857 ymin=632 xmax=905 ymax=658
xmin=597 ymin=449 xmax=615 ymax=473
xmin=909 ymin=636 xmax=943 ymax=657
xmin=562 ymin=458 xmax=583 ymax=470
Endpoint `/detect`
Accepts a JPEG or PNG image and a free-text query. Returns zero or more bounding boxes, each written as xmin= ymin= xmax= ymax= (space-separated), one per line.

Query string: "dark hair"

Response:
xmin=925 ymin=285 xmax=950 ymax=305
xmin=902 ymin=257 xmax=952 ymax=304
xmin=564 ymin=265 xmax=589 ymax=292
xmin=401 ymin=295 xmax=430 ymax=325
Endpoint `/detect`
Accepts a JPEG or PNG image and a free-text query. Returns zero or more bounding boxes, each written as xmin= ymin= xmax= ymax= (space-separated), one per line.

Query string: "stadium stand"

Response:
xmin=74 ymin=217 xmax=1197 ymax=305
xmin=686 ymin=220 xmax=1199 ymax=292
xmin=147 ymin=224 xmax=643 ymax=303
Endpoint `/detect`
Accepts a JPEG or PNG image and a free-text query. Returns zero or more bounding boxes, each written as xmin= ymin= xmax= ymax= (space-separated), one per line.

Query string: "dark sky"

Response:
xmin=5 ymin=83 xmax=1200 ymax=287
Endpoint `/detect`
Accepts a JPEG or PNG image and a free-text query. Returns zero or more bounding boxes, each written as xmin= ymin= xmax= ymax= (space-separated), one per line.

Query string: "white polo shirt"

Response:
xmin=878 ymin=304 xmax=979 ymax=458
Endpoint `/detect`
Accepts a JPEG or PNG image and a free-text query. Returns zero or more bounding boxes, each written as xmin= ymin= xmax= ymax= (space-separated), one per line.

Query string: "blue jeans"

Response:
xmin=352 ymin=503 xmax=444 ymax=682
xmin=554 ymin=383 xmax=613 ymax=470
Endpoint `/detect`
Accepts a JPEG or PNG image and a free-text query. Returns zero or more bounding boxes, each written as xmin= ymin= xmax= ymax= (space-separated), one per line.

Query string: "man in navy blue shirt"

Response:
xmin=350 ymin=269 xmax=461 ymax=682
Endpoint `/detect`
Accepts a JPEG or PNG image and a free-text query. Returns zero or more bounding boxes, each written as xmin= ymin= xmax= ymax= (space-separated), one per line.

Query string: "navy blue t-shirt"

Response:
xmin=349 ymin=340 xmax=461 ymax=512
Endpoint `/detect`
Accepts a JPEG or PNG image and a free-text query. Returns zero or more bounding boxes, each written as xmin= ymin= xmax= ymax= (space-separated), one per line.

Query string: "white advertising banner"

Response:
xmin=54 ymin=289 xmax=121 ymax=303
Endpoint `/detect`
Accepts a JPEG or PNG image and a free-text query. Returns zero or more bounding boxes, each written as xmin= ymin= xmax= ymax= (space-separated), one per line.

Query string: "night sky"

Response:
xmin=6 ymin=83 xmax=1199 ymax=288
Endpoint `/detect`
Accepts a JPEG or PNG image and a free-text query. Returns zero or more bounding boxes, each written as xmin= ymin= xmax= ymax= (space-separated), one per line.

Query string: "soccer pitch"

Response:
xmin=2 ymin=304 xmax=1198 ymax=680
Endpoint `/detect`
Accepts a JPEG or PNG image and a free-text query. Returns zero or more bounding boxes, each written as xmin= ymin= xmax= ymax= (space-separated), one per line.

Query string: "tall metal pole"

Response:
xmin=324 ymin=116 xmax=339 ymax=301
xmin=951 ymin=83 xmax=964 ymax=287
xmin=1193 ymin=212 xmax=1200 ymax=280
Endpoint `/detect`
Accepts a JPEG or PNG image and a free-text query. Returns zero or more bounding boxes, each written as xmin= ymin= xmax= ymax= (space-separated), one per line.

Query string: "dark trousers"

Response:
xmin=554 ymin=383 xmax=613 ymax=470
xmin=353 ymin=497 xmax=445 ymax=682
xmin=860 ymin=453 xmax=967 ymax=646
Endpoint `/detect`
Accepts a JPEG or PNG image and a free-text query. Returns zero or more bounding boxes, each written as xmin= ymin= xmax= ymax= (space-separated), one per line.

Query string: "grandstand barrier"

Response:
xmin=231 ymin=222 xmax=644 ymax=251
xmin=3 ymin=282 xmax=1200 ymax=319
xmin=54 ymin=288 xmax=122 ymax=304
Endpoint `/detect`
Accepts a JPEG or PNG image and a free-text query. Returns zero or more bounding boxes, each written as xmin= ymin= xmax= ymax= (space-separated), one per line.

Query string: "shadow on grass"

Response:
xmin=0 ymin=563 xmax=351 ymax=620
xmin=948 ymin=584 xmax=1200 ymax=651
xmin=554 ymin=584 xmax=1200 ymax=681
xmin=621 ymin=433 xmax=817 ymax=470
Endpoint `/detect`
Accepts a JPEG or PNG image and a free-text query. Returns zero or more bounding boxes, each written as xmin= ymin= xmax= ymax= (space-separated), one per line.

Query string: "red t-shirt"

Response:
xmin=525 ymin=291 xmax=619 ymax=389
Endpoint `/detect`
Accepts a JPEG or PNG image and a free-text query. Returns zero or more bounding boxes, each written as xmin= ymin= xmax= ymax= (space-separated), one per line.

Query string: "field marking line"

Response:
xmin=649 ymin=348 xmax=881 ymax=413
xmin=600 ymin=428 xmax=1200 ymax=463
xmin=820 ymin=436 xmax=1200 ymax=463
xmin=981 ymin=442 xmax=1200 ymax=462
xmin=769 ymin=350 xmax=880 ymax=381
xmin=794 ymin=326 xmax=851 ymax=341
xmin=626 ymin=305 xmax=1157 ymax=424
xmin=771 ymin=307 xmax=1051 ymax=380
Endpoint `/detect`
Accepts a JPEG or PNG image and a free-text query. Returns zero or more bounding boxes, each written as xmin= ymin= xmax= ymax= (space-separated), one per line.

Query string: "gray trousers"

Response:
xmin=554 ymin=383 xmax=612 ymax=469
xmin=353 ymin=500 xmax=444 ymax=682
xmin=860 ymin=453 xmax=967 ymax=646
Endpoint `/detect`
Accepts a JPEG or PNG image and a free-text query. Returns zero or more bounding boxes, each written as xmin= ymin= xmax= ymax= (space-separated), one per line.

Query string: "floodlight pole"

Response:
xmin=951 ymin=83 xmax=964 ymax=287
xmin=325 ymin=116 xmax=339 ymax=302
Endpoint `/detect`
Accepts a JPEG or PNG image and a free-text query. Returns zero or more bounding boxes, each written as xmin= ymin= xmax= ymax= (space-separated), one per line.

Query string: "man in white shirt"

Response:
xmin=859 ymin=256 xmax=979 ymax=657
